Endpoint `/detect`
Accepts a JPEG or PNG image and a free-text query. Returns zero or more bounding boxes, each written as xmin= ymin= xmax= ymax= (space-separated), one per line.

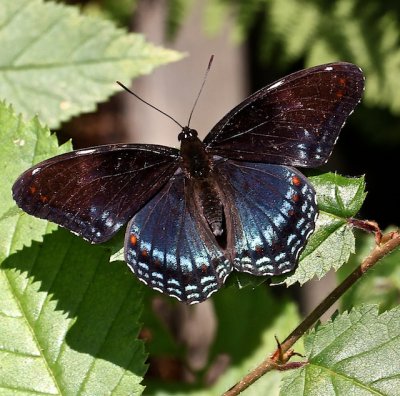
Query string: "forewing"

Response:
xmin=125 ymin=172 xmax=232 ymax=304
xmin=12 ymin=144 xmax=179 ymax=243
xmin=215 ymin=159 xmax=317 ymax=275
xmin=205 ymin=63 xmax=364 ymax=167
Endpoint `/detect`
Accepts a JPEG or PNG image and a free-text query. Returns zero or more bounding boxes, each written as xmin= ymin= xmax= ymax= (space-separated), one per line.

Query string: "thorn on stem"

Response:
xmin=348 ymin=218 xmax=382 ymax=244
xmin=271 ymin=335 xmax=306 ymax=370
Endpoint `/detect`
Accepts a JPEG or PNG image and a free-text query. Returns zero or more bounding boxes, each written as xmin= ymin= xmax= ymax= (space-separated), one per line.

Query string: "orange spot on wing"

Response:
xmin=141 ymin=249 xmax=149 ymax=258
xmin=154 ymin=259 xmax=161 ymax=268
xmin=29 ymin=186 xmax=36 ymax=194
xmin=130 ymin=234 xmax=138 ymax=246
xmin=291 ymin=176 xmax=301 ymax=186
xmin=255 ymin=245 xmax=264 ymax=255
xmin=39 ymin=195 xmax=48 ymax=203
xmin=336 ymin=78 xmax=347 ymax=98
xmin=292 ymin=194 xmax=300 ymax=202
xmin=201 ymin=264 xmax=208 ymax=273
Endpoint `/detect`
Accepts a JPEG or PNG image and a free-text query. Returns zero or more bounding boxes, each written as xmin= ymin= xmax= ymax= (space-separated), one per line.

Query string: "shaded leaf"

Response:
xmin=209 ymin=287 xmax=300 ymax=395
xmin=0 ymin=0 xmax=182 ymax=128
xmin=144 ymin=285 xmax=301 ymax=395
xmin=1 ymin=228 xmax=147 ymax=395
xmin=281 ymin=305 xmax=400 ymax=395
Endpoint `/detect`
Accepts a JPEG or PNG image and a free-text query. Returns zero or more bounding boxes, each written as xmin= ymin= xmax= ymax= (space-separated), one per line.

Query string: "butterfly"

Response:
xmin=12 ymin=62 xmax=364 ymax=304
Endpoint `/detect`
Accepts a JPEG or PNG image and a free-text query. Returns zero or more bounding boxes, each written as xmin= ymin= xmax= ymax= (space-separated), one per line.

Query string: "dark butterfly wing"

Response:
xmin=204 ymin=62 xmax=364 ymax=167
xmin=125 ymin=171 xmax=232 ymax=304
xmin=12 ymin=144 xmax=180 ymax=243
xmin=215 ymin=159 xmax=317 ymax=275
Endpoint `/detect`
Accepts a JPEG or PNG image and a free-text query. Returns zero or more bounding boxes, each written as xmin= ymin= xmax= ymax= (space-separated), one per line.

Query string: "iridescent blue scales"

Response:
xmin=216 ymin=161 xmax=317 ymax=276
xmin=125 ymin=169 xmax=231 ymax=303
xmin=12 ymin=62 xmax=364 ymax=304
xmin=125 ymin=160 xmax=317 ymax=303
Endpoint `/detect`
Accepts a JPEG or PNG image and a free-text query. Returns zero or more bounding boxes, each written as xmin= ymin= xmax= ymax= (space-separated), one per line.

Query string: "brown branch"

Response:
xmin=224 ymin=230 xmax=400 ymax=396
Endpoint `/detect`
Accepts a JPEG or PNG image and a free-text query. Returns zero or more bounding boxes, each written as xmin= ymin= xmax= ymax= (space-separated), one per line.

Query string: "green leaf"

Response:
xmin=144 ymin=286 xmax=301 ymax=395
xmin=281 ymin=304 xmax=400 ymax=395
xmin=284 ymin=213 xmax=355 ymax=286
xmin=0 ymin=0 xmax=182 ymax=128
xmin=0 ymin=102 xmax=147 ymax=394
xmin=0 ymin=102 xmax=71 ymax=259
xmin=278 ymin=173 xmax=366 ymax=286
xmin=340 ymin=229 xmax=400 ymax=312
xmin=1 ymin=229 xmax=147 ymax=395
xmin=310 ymin=173 xmax=366 ymax=218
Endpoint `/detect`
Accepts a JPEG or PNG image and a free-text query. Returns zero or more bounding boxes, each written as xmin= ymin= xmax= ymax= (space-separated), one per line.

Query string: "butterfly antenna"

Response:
xmin=116 ymin=81 xmax=183 ymax=129
xmin=187 ymin=55 xmax=214 ymax=127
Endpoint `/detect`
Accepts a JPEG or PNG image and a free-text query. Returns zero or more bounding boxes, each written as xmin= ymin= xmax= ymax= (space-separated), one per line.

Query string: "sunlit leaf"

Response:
xmin=281 ymin=305 xmax=400 ymax=395
xmin=0 ymin=0 xmax=182 ymax=128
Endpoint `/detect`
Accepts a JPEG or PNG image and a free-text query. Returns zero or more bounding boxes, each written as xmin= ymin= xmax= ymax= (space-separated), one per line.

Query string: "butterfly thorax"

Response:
xmin=179 ymin=127 xmax=211 ymax=179
xmin=179 ymin=126 xmax=225 ymax=238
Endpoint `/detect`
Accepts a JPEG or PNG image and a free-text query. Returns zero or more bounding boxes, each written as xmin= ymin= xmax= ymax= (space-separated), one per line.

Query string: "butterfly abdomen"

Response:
xmin=194 ymin=179 xmax=224 ymax=238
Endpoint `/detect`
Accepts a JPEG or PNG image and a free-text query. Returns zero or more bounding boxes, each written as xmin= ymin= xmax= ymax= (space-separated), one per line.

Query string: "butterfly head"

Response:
xmin=178 ymin=126 xmax=198 ymax=142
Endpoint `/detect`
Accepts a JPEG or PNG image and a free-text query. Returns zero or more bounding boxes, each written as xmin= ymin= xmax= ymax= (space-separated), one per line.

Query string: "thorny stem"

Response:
xmin=224 ymin=229 xmax=400 ymax=396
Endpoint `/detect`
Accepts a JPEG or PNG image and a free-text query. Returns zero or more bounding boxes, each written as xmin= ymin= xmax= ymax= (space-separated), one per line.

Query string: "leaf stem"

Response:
xmin=224 ymin=230 xmax=400 ymax=396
